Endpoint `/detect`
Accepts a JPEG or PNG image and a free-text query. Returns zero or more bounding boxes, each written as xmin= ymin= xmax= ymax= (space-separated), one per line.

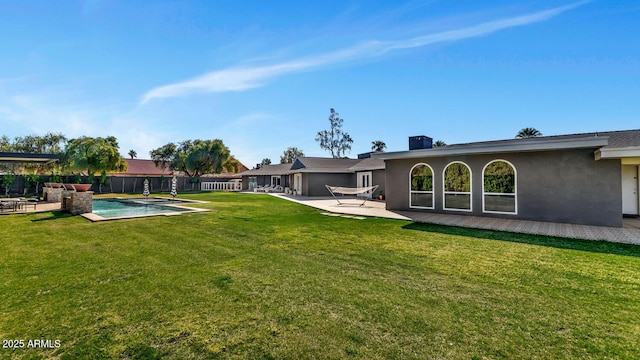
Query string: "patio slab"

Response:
xmin=269 ymin=193 xmax=410 ymax=220
xmin=270 ymin=193 xmax=640 ymax=245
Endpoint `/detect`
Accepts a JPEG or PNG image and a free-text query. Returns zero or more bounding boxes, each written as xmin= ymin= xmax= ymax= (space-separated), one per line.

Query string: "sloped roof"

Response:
xmin=443 ymin=129 xmax=640 ymax=150
xmin=375 ymin=129 xmax=640 ymax=160
xmin=200 ymin=162 xmax=249 ymax=179
xmin=240 ymin=163 xmax=292 ymax=176
xmin=239 ymin=156 xmax=387 ymax=176
xmin=347 ymin=157 xmax=385 ymax=171
xmin=291 ymin=157 xmax=362 ymax=173
xmin=597 ymin=129 xmax=640 ymax=148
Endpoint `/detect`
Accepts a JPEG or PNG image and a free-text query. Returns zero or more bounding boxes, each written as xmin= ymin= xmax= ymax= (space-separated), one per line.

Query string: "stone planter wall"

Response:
xmin=44 ymin=187 xmax=63 ymax=203
xmin=69 ymin=191 xmax=93 ymax=215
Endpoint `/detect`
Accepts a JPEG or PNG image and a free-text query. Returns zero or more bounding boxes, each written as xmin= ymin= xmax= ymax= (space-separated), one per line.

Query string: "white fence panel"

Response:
xmin=201 ymin=181 xmax=242 ymax=191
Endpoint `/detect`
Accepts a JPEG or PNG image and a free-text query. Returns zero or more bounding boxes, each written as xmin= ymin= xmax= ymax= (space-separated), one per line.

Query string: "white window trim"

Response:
xmin=482 ymin=159 xmax=517 ymax=215
xmin=442 ymin=161 xmax=473 ymax=212
xmin=409 ymin=163 xmax=434 ymax=209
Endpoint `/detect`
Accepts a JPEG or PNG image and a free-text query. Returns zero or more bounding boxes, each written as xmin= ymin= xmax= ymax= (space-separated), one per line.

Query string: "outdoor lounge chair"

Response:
xmin=254 ymin=185 xmax=266 ymax=192
xmin=266 ymin=185 xmax=283 ymax=193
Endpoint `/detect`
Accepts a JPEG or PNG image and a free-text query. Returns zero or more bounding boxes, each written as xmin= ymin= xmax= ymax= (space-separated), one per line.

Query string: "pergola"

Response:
xmin=0 ymin=152 xmax=60 ymax=165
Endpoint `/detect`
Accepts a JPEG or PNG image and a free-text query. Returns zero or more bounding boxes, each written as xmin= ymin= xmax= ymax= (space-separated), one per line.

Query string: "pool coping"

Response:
xmin=81 ymin=197 xmax=210 ymax=222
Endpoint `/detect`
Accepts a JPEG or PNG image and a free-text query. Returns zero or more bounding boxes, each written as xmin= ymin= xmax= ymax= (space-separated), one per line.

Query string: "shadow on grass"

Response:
xmin=403 ymin=222 xmax=640 ymax=258
xmin=29 ymin=211 xmax=73 ymax=222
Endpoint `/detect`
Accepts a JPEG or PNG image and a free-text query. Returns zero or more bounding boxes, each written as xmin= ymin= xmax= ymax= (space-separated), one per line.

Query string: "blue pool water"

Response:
xmin=92 ymin=198 xmax=193 ymax=219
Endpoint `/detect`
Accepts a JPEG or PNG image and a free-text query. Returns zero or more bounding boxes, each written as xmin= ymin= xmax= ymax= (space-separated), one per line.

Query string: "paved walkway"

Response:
xmin=0 ymin=201 xmax=61 ymax=215
xmin=270 ymin=194 xmax=640 ymax=245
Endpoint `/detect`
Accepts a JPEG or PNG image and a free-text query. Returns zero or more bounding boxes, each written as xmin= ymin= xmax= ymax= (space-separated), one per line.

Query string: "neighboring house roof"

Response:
xmin=200 ymin=163 xmax=249 ymax=179
xmin=374 ymin=129 xmax=640 ymax=161
xmin=239 ymin=156 xmax=386 ymax=176
xmin=114 ymin=159 xmax=174 ymax=176
xmin=116 ymin=159 xmax=249 ymax=178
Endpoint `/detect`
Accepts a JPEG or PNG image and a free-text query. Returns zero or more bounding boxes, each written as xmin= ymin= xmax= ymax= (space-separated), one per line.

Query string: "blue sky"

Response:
xmin=1 ymin=1 xmax=638 ymax=168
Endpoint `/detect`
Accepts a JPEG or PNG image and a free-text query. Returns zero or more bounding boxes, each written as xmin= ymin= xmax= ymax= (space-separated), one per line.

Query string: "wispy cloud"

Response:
xmin=141 ymin=1 xmax=588 ymax=104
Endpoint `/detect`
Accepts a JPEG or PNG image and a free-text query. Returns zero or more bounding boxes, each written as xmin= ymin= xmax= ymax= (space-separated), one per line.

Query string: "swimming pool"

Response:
xmin=87 ymin=198 xmax=205 ymax=221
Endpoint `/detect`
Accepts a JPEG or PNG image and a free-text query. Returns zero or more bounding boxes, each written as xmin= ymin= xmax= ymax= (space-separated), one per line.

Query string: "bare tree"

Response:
xmin=315 ymin=108 xmax=353 ymax=158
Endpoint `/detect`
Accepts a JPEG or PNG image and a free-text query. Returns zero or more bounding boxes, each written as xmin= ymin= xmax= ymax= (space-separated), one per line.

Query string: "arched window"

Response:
xmin=410 ymin=163 xmax=434 ymax=209
xmin=443 ymin=162 xmax=472 ymax=211
xmin=483 ymin=160 xmax=517 ymax=214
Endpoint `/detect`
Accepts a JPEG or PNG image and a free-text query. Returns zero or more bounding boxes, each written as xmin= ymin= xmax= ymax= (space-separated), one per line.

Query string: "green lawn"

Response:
xmin=1 ymin=192 xmax=639 ymax=359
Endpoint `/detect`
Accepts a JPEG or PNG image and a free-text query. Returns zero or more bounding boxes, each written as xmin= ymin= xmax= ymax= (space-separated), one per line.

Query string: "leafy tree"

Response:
xmin=24 ymin=173 xmax=42 ymax=196
xmin=61 ymin=136 xmax=127 ymax=177
xmin=12 ymin=132 xmax=67 ymax=153
xmin=371 ymin=140 xmax=386 ymax=152
xmin=315 ymin=108 xmax=353 ymax=158
xmin=433 ymin=140 xmax=447 ymax=147
xmin=128 ymin=149 xmax=137 ymax=159
xmin=152 ymin=139 xmax=233 ymax=177
xmin=0 ymin=135 xmax=10 ymax=151
xmin=1 ymin=174 xmax=16 ymax=197
xmin=261 ymin=158 xmax=272 ymax=166
xmin=150 ymin=143 xmax=177 ymax=174
xmin=516 ymin=128 xmax=542 ymax=138
xmin=223 ymin=156 xmax=241 ymax=173
xmin=280 ymin=147 xmax=304 ymax=164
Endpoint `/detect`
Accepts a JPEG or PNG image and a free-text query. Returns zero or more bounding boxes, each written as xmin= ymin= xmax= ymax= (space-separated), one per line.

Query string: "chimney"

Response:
xmin=409 ymin=135 xmax=433 ymax=150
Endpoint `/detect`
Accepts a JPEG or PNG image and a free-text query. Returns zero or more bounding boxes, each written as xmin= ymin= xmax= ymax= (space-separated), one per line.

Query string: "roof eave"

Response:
xmin=373 ymin=137 xmax=610 ymax=160
xmin=0 ymin=152 xmax=60 ymax=164
xmin=595 ymin=146 xmax=640 ymax=160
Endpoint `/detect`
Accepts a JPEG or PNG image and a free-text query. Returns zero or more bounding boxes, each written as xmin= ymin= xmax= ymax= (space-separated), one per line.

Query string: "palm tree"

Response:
xmin=516 ymin=128 xmax=542 ymax=138
xmin=432 ymin=140 xmax=447 ymax=147
xmin=128 ymin=149 xmax=137 ymax=159
xmin=371 ymin=140 xmax=386 ymax=152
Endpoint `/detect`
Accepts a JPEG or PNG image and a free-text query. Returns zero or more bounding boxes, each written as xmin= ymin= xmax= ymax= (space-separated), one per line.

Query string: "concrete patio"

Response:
xmin=271 ymin=193 xmax=640 ymax=245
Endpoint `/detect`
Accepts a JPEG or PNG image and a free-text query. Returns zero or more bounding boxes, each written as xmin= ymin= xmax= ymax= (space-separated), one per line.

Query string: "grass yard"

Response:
xmin=1 ymin=192 xmax=640 ymax=359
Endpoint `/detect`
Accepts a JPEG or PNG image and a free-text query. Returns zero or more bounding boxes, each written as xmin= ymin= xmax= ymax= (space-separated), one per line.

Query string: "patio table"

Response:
xmin=0 ymin=198 xmax=21 ymax=212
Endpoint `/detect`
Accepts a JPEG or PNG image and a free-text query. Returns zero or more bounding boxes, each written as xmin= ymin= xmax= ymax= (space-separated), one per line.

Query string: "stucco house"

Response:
xmin=241 ymin=156 xmax=386 ymax=197
xmin=373 ymin=130 xmax=640 ymax=227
